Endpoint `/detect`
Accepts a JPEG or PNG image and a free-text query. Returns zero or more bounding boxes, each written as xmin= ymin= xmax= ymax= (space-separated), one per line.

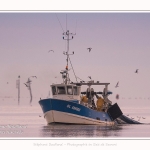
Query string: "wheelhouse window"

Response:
xmin=73 ymin=86 xmax=78 ymax=95
xmin=67 ymin=86 xmax=73 ymax=95
xmin=52 ymin=86 xmax=57 ymax=95
xmin=57 ymin=86 xmax=66 ymax=94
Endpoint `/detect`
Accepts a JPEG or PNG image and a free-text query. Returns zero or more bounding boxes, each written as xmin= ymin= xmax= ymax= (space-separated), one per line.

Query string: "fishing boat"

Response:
xmin=39 ymin=30 xmax=141 ymax=125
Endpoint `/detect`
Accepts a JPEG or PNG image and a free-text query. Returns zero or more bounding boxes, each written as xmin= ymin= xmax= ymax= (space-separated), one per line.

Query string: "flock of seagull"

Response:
xmin=1 ymin=33 xmax=147 ymax=122
xmin=114 ymin=69 xmax=147 ymax=122
xmin=23 ymin=76 xmax=37 ymax=88
xmin=49 ymin=48 xmax=138 ymax=90
xmin=115 ymin=69 xmax=139 ymax=88
xmin=126 ymin=114 xmax=146 ymax=121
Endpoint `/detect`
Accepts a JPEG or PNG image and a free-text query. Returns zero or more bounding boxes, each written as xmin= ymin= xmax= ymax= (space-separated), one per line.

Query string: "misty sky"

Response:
xmin=0 ymin=13 xmax=150 ymax=108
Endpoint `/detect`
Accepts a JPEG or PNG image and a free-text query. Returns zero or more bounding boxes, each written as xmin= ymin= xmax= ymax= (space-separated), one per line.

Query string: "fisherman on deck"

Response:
xmin=86 ymin=87 xmax=96 ymax=109
xmin=101 ymin=87 xmax=112 ymax=112
xmin=95 ymin=94 xmax=104 ymax=111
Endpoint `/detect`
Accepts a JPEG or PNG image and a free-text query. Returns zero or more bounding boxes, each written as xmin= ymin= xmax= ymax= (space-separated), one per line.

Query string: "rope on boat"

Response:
xmin=68 ymin=55 xmax=78 ymax=83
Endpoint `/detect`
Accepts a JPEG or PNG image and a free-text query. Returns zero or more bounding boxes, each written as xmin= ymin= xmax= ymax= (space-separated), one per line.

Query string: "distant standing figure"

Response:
xmin=116 ymin=94 xmax=119 ymax=100
xmin=135 ymin=69 xmax=138 ymax=73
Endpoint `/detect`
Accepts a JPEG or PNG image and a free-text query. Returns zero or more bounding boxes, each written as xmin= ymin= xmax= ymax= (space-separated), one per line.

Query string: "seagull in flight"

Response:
xmin=87 ymin=47 xmax=92 ymax=52
xmin=135 ymin=69 xmax=138 ymax=73
xmin=137 ymin=116 xmax=141 ymax=121
xmin=115 ymin=82 xmax=119 ymax=88
xmin=24 ymin=83 xmax=28 ymax=87
xmin=31 ymin=76 xmax=37 ymax=78
xmin=48 ymin=50 xmax=54 ymax=52
xmin=88 ymin=76 xmax=92 ymax=80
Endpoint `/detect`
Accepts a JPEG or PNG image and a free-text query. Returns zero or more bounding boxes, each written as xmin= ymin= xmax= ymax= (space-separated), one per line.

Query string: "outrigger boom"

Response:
xmin=70 ymin=82 xmax=110 ymax=86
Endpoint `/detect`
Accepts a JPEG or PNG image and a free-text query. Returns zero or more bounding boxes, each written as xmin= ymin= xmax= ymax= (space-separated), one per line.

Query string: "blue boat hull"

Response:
xmin=39 ymin=98 xmax=115 ymax=125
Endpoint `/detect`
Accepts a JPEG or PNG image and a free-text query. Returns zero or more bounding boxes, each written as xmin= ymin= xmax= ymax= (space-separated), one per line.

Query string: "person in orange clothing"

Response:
xmin=95 ymin=94 xmax=104 ymax=111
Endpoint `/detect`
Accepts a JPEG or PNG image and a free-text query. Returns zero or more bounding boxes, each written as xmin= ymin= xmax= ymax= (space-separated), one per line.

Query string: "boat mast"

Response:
xmin=62 ymin=30 xmax=75 ymax=84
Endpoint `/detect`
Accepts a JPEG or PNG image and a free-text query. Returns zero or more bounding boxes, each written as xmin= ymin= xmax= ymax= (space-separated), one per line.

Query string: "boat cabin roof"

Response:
xmin=51 ymin=83 xmax=80 ymax=86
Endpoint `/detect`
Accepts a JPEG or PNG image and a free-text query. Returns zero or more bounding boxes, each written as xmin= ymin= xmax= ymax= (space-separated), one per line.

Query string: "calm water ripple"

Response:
xmin=0 ymin=105 xmax=150 ymax=138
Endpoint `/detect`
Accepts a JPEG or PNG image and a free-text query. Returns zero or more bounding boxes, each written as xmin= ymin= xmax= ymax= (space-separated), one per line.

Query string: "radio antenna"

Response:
xmin=55 ymin=14 xmax=64 ymax=32
xmin=62 ymin=29 xmax=78 ymax=83
xmin=55 ymin=14 xmax=78 ymax=83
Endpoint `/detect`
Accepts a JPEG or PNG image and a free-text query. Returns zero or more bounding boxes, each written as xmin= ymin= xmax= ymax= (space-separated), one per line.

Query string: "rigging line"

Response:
xmin=76 ymin=76 xmax=84 ymax=81
xmin=55 ymin=14 xmax=64 ymax=32
xmin=68 ymin=56 xmax=78 ymax=83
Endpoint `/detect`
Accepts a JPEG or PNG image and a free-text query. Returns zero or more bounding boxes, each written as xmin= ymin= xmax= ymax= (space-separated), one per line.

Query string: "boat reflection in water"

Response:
xmin=39 ymin=124 xmax=123 ymax=137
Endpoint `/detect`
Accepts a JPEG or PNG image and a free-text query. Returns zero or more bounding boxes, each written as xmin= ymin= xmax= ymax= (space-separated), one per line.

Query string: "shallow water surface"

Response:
xmin=0 ymin=105 xmax=150 ymax=138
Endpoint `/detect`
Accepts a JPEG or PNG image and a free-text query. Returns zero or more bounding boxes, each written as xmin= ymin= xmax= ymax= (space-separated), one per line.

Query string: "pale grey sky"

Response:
xmin=0 ymin=13 xmax=150 ymax=107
